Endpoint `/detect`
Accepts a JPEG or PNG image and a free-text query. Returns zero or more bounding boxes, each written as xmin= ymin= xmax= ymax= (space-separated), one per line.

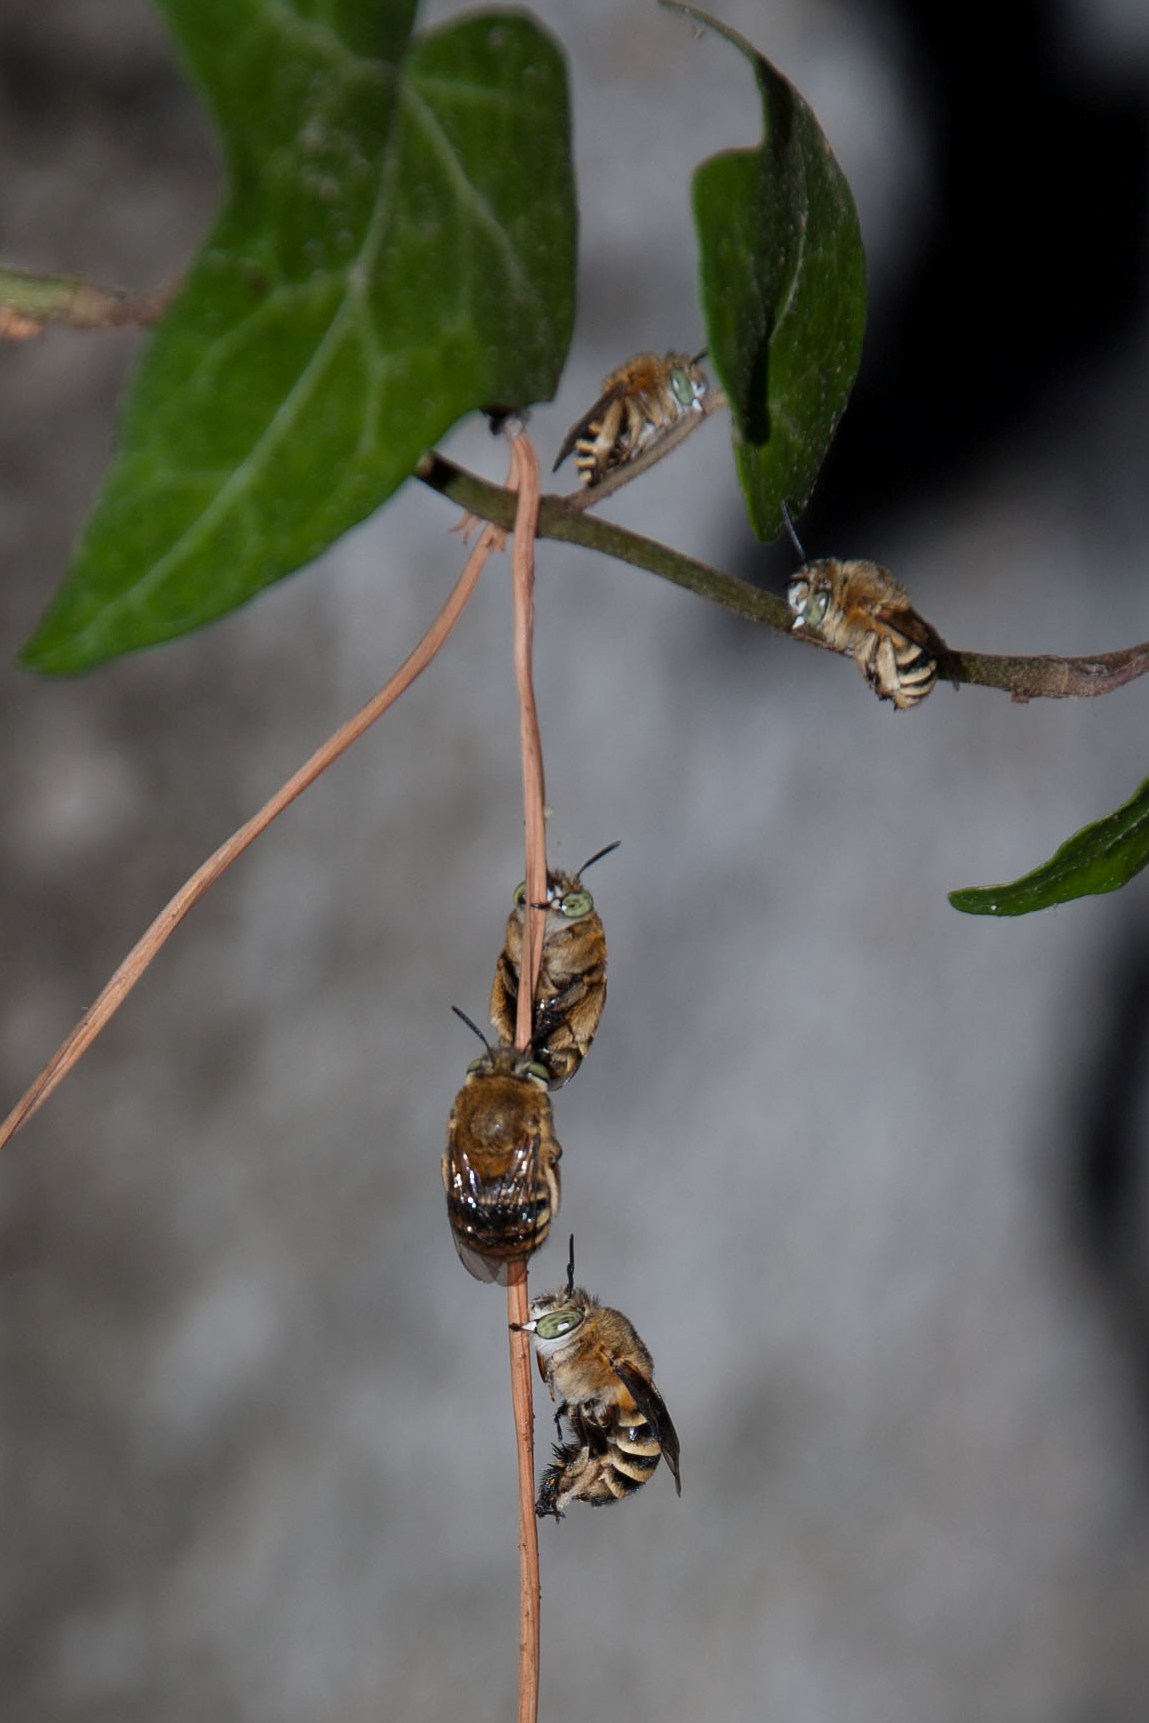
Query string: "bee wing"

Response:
xmin=442 ymin=1150 xmax=508 ymax=1282
xmin=871 ymin=601 xmax=949 ymax=660
xmin=552 ymin=379 xmax=631 ymax=472
xmin=490 ymin=1126 xmax=549 ymax=1205
xmin=612 ymin=1360 xmax=682 ymax=1496
xmin=443 ymin=1128 xmax=552 ymax=1284
xmin=451 ymin=1236 xmax=506 ymax=1283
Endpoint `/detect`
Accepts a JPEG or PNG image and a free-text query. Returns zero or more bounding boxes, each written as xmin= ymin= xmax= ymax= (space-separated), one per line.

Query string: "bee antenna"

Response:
xmin=565 ymin=1233 xmax=576 ymax=1297
xmin=690 ymin=346 xmax=709 ymax=365
xmin=450 ymin=1005 xmax=490 ymax=1049
xmin=577 ymin=839 xmax=621 ymax=878
xmin=780 ymin=499 xmax=806 ymax=563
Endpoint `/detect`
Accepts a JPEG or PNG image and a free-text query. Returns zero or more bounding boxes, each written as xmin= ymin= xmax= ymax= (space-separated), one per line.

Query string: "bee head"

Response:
xmin=525 ymin=1295 xmax=590 ymax=1348
xmin=453 ymin=1006 xmax=548 ymax=1086
xmin=669 ymin=362 xmax=707 ymax=410
xmin=513 ymin=841 xmax=618 ymax=922
xmin=464 ymin=1048 xmax=550 ymax=1088
xmin=787 ymin=573 xmax=830 ymax=631
xmin=512 ymin=876 xmax=590 ymax=920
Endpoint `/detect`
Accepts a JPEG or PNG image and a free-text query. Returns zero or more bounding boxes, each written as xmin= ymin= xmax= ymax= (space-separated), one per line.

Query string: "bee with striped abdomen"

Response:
xmin=787 ymin=558 xmax=949 ymax=710
xmin=553 ymin=351 xmax=708 ymax=487
xmin=442 ymin=1013 xmax=562 ymax=1285
xmin=516 ymin=1268 xmax=681 ymax=1518
xmin=489 ymin=842 xmax=618 ymax=1089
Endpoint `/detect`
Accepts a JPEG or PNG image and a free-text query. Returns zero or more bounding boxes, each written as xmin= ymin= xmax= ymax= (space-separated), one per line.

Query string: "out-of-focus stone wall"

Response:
xmin=3 ymin=3 xmax=1149 ymax=1720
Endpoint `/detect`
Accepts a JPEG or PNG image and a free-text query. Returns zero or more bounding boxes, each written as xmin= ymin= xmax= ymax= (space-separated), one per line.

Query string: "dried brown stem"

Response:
xmin=509 ymin=434 xmax=548 ymax=1048
xmin=0 ymin=532 xmax=497 ymax=1155
xmin=505 ymin=429 xmax=545 ymax=1723
xmin=945 ymin=642 xmax=1149 ymax=702
xmin=507 ymin=1259 xmax=541 ymax=1723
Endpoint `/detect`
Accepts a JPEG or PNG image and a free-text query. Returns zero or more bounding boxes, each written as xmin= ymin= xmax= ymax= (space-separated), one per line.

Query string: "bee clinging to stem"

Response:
xmin=513 ymin=1239 xmax=682 ymax=1518
xmin=554 ymin=351 xmax=708 ymax=488
xmin=787 ymin=557 xmax=951 ymax=710
xmin=441 ymin=1009 xmax=562 ymax=1285
xmin=490 ymin=841 xmax=618 ymax=1089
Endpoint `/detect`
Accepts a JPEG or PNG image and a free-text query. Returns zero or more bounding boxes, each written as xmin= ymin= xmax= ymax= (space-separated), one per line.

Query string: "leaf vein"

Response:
xmin=401 ymin=86 xmax=534 ymax=304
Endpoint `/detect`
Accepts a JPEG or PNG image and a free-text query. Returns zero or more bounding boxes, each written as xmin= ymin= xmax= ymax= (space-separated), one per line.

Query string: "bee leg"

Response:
xmin=852 ymin=633 xmax=884 ymax=698
xmin=535 ymin=1469 xmax=565 ymax=1520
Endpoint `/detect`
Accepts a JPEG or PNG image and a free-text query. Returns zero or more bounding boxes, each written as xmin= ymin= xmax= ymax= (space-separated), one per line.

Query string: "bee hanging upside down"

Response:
xmin=553 ymin=351 xmax=708 ymax=487
xmin=442 ymin=1017 xmax=562 ymax=1285
xmin=516 ymin=1272 xmax=681 ymax=1518
xmin=787 ymin=557 xmax=951 ymax=711
xmin=489 ymin=842 xmax=618 ymax=1089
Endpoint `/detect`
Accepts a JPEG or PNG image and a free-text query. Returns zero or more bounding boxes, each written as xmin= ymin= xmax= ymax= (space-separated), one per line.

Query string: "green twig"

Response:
xmin=417 ymin=454 xmax=1149 ymax=703
xmin=0 ymin=265 xmax=173 ymax=332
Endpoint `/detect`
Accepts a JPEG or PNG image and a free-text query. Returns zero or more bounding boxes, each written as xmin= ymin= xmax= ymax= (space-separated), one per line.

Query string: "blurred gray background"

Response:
xmin=3 ymin=1 xmax=1149 ymax=1719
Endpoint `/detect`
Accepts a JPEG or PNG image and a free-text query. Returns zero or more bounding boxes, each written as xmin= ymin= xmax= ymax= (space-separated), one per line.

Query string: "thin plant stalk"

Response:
xmin=0 ymin=264 xmax=173 ymax=331
xmin=505 ymin=428 xmax=545 ymax=1723
xmin=0 ymin=525 xmax=500 ymax=1154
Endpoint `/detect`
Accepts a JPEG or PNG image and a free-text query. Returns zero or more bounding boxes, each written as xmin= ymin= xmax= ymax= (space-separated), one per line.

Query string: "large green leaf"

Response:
xmin=24 ymin=0 xmax=575 ymax=673
xmin=950 ymin=776 xmax=1149 ymax=915
xmin=666 ymin=4 xmax=866 ymax=540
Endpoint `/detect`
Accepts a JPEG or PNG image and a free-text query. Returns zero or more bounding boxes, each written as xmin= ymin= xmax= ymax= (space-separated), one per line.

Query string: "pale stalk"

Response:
xmin=505 ymin=429 xmax=545 ymax=1723
xmin=0 ymin=529 xmax=498 ymax=1154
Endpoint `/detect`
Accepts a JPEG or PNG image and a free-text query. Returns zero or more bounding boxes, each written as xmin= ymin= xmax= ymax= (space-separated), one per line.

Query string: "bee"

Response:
xmin=489 ymin=842 xmax=619 ymax=1089
xmin=787 ymin=558 xmax=950 ymax=711
xmin=442 ymin=1012 xmax=562 ymax=1285
xmin=553 ymin=351 xmax=708 ymax=487
xmin=516 ymin=1254 xmax=681 ymax=1518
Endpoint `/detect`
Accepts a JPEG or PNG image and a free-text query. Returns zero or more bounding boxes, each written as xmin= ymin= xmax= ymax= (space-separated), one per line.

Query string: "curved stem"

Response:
xmin=417 ymin=454 xmax=1149 ymax=703
xmin=0 ymin=534 xmax=495 ymax=1155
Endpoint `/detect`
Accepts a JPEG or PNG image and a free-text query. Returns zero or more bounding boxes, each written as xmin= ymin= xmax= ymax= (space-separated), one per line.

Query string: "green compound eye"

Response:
xmin=559 ymin=889 xmax=593 ymax=919
xmin=526 ymin=1062 xmax=551 ymax=1085
xmin=806 ymin=589 xmax=831 ymax=627
xmin=669 ymin=366 xmax=696 ymax=407
xmin=512 ymin=881 xmax=527 ymax=907
xmin=533 ymin=1306 xmax=585 ymax=1341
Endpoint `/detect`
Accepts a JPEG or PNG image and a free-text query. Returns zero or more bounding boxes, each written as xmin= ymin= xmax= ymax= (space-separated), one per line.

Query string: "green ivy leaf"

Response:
xmin=24 ymin=0 xmax=575 ymax=673
xmin=665 ymin=3 xmax=866 ymax=540
xmin=950 ymin=776 xmax=1149 ymax=915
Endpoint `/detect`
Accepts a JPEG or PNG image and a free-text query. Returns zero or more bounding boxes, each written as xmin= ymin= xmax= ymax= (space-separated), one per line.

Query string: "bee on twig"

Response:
xmin=554 ymin=351 xmax=708 ymax=488
xmin=442 ymin=1012 xmax=561 ymax=1284
xmin=489 ymin=843 xmax=618 ymax=1089
xmin=515 ymin=1243 xmax=681 ymax=1518
xmin=787 ymin=558 xmax=951 ymax=710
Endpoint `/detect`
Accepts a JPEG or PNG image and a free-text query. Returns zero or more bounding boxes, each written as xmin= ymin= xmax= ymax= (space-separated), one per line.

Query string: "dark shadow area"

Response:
xmin=1069 ymin=926 xmax=1149 ymax=1421
xmin=763 ymin=2 xmax=1149 ymax=559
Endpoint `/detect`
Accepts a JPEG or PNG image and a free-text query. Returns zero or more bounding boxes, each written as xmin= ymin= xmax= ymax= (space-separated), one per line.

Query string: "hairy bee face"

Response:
xmin=489 ymin=846 xmax=616 ymax=1089
xmin=441 ymin=1045 xmax=561 ymax=1284
xmin=553 ymin=351 xmax=708 ymax=488
xmin=787 ymin=558 xmax=949 ymax=711
xmin=521 ymin=1287 xmax=681 ymax=1517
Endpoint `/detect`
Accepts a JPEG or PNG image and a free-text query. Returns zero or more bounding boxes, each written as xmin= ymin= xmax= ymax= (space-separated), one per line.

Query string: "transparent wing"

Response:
xmin=613 ymin=1359 xmax=682 ymax=1495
